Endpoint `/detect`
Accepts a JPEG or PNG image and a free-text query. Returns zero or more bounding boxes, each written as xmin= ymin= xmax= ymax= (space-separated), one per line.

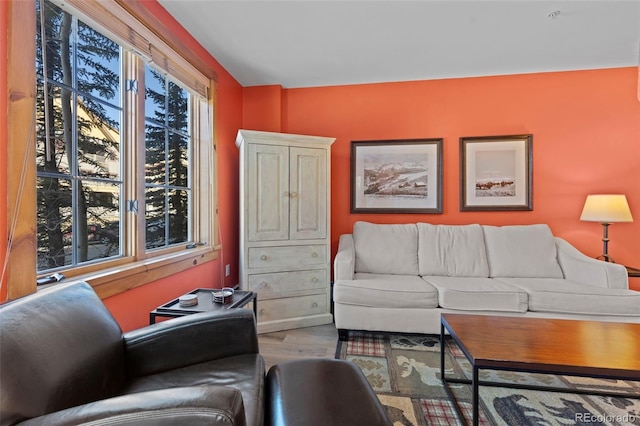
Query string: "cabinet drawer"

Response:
xmin=248 ymin=245 xmax=326 ymax=269
xmin=248 ymin=270 xmax=327 ymax=298
xmin=257 ymin=294 xmax=328 ymax=322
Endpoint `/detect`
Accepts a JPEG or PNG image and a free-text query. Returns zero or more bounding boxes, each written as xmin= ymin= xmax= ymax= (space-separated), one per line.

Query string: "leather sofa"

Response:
xmin=0 ymin=282 xmax=264 ymax=426
xmin=334 ymin=221 xmax=640 ymax=339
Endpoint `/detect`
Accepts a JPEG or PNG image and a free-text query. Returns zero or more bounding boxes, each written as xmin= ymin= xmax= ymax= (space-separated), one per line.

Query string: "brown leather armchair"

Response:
xmin=0 ymin=282 xmax=264 ymax=426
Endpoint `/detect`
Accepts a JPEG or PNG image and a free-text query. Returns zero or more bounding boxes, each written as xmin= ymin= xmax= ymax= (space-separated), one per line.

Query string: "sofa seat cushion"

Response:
xmin=417 ymin=223 xmax=489 ymax=277
xmin=353 ymin=221 xmax=419 ymax=275
xmin=496 ymin=278 xmax=640 ymax=316
xmin=334 ymin=273 xmax=438 ymax=309
xmin=422 ymin=276 xmax=528 ymax=312
xmin=124 ymin=353 xmax=265 ymax=426
xmin=483 ymin=224 xmax=564 ymax=278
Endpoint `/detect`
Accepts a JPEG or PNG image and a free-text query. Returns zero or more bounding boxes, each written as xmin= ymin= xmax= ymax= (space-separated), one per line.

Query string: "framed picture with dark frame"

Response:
xmin=459 ymin=134 xmax=533 ymax=211
xmin=350 ymin=138 xmax=443 ymax=214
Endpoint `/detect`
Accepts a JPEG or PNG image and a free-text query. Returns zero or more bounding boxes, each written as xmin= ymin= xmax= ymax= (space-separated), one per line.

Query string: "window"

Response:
xmin=36 ymin=1 xmax=124 ymax=270
xmin=4 ymin=0 xmax=218 ymax=299
xmin=144 ymin=66 xmax=191 ymax=250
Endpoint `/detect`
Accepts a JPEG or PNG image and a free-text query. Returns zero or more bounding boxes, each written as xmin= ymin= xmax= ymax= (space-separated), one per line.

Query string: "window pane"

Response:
xmin=83 ymin=180 xmax=121 ymax=262
xmin=37 ymin=0 xmax=73 ymax=85
xmin=168 ymin=131 xmax=188 ymax=187
xmin=146 ymin=122 xmax=166 ymax=184
xmin=167 ymin=80 xmax=188 ymax=134
xmin=145 ymin=67 xmax=165 ymax=123
xmin=76 ymin=20 xmax=121 ymax=105
xmin=145 ymin=187 xmax=166 ymax=249
xmin=77 ymin=96 xmax=121 ymax=179
xmin=37 ymin=176 xmax=73 ymax=270
xmin=168 ymin=189 xmax=189 ymax=245
xmin=36 ymin=84 xmax=73 ymax=175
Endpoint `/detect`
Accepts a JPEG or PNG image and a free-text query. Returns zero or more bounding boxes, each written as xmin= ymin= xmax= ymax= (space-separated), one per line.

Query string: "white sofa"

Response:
xmin=333 ymin=221 xmax=640 ymax=340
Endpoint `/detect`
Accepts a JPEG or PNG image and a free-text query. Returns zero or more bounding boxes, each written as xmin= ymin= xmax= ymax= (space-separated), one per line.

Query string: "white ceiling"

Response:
xmin=159 ymin=0 xmax=640 ymax=88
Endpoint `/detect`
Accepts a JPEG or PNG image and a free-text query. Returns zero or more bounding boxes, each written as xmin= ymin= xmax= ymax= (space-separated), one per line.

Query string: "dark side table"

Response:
xmin=626 ymin=266 xmax=640 ymax=278
xmin=150 ymin=288 xmax=257 ymax=324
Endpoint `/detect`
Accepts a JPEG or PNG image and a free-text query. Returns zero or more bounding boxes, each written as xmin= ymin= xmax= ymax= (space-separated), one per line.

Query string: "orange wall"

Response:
xmin=246 ymin=68 xmax=640 ymax=288
xmin=243 ymin=85 xmax=283 ymax=132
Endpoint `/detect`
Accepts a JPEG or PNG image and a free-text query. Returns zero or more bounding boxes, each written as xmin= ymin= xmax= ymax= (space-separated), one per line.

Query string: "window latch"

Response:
xmin=126 ymin=79 xmax=138 ymax=94
xmin=127 ymin=200 xmax=139 ymax=213
xmin=36 ymin=273 xmax=65 ymax=286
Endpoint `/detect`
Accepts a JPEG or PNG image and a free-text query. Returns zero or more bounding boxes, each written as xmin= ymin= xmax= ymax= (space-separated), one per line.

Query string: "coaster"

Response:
xmin=178 ymin=294 xmax=198 ymax=307
xmin=212 ymin=288 xmax=234 ymax=304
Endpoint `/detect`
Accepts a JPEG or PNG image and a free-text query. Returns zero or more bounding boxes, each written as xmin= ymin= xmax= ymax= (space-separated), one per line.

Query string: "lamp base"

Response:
xmin=597 ymin=223 xmax=614 ymax=263
xmin=596 ymin=254 xmax=615 ymax=263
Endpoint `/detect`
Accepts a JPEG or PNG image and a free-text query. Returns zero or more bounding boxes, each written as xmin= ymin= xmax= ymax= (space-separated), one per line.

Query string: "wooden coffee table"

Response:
xmin=440 ymin=314 xmax=640 ymax=426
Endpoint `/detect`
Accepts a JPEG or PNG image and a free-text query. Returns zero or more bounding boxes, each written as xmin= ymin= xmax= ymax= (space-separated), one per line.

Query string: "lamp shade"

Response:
xmin=580 ymin=194 xmax=634 ymax=223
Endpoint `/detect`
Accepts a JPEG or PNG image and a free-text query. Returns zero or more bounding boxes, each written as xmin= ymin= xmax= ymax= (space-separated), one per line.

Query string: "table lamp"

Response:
xmin=580 ymin=194 xmax=634 ymax=262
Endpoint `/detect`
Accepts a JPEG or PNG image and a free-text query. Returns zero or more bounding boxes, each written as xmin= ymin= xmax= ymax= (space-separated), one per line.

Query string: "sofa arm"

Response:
xmin=555 ymin=237 xmax=628 ymax=289
xmin=124 ymin=309 xmax=259 ymax=378
xmin=334 ymin=234 xmax=355 ymax=281
xmin=19 ymin=385 xmax=246 ymax=426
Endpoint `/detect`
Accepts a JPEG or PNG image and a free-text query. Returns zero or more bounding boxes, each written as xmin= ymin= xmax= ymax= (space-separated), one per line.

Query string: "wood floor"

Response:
xmin=257 ymin=323 xmax=339 ymax=371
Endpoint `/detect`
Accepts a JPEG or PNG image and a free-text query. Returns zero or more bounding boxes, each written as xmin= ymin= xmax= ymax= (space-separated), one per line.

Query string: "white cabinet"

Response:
xmin=236 ymin=130 xmax=335 ymax=333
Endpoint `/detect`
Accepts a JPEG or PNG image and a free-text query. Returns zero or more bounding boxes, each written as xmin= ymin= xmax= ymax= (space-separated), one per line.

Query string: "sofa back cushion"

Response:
xmin=417 ymin=223 xmax=489 ymax=277
xmin=0 ymin=282 xmax=126 ymax=424
xmin=354 ymin=221 xmax=419 ymax=275
xmin=482 ymin=224 xmax=563 ymax=278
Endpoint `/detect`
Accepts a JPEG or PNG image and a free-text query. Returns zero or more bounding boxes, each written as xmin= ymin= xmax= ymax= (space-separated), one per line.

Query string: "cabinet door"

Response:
xmin=290 ymin=147 xmax=327 ymax=240
xmin=247 ymin=144 xmax=289 ymax=241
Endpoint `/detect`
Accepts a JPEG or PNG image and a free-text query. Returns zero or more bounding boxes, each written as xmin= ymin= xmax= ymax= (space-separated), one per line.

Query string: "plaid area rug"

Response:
xmin=335 ymin=332 xmax=640 ymax=425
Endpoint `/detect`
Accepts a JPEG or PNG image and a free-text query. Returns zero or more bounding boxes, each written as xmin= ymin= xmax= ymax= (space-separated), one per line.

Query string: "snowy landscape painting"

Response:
xmin=351 ymin=139 xmax=443 ymax=213
xmin=363 ymin=153 xmax=429 ymax=198
xmin=474 ymin=150 xmax=516 ymax=197
xmin=460 ymin=135 xmax=533 ymax=211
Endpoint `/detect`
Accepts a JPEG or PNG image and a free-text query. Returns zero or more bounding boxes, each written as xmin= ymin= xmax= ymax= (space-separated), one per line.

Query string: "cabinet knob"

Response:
xmin=284 ymin=191 xmax=290 ymax=197
xmin=311 ymin=252 xmax=318 ymax=257
xmin=311 ymin=302 xmax=318 ymax=308
xmin=260 ymin=255 xmax=268 ymax=261
xmin=259 ymin=281 xmax=268 ymax=289
xmin=259 ymin=309 xmax=265 ymax=317
xmin=290 ymin=192 xmax=298 ymax=198
xmin=311 ymin=277 xmax=319 ymax=283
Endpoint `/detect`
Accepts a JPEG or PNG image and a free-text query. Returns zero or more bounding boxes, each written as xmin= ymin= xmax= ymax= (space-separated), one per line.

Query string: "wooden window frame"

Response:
xmin=6 ymin=0 xmax=219 ymax=300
